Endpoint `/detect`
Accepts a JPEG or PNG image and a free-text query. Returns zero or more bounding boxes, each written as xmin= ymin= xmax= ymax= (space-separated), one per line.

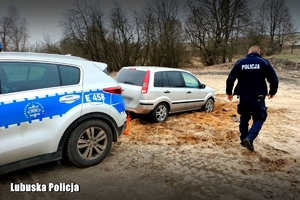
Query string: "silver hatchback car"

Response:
xmin=115 ymin=66 xmax=216 ymax=122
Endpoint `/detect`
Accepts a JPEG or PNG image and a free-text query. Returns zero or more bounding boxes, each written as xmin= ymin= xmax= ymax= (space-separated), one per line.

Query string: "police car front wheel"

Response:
xmin=66 ymin=119 xmax=113 ymax=167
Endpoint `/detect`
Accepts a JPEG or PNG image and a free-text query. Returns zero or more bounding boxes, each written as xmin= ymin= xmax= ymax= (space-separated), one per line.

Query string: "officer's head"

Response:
xmin=248 ymin=46 xmax=260 ymax=55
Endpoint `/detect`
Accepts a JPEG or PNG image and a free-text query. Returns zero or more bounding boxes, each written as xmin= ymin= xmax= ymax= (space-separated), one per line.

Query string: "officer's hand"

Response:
xmin=268 ymin=94 xmax=274 ymax=99
xmin=228 ymin=95 xmax=233 ymax=101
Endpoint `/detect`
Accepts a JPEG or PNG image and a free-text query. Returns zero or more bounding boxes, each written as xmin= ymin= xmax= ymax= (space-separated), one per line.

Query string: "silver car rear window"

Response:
xmin=115 ymin=69 xmax=146 ymax=86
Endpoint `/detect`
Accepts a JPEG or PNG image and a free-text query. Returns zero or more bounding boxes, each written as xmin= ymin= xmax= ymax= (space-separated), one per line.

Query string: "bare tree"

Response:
xmin=61 ymin=0 xmax=144 ymax=71
xmin=60 ymin=0 xmax=186 ymax=69
xmin=107 ymin=2 xmax=142 ymax=70
xmin=290 ymin=33 xmax=300 ymax=54
xmin=0 ymin=15 xmax=12 ymax=51
xmin=185 ymin=0 xmax=250 ymax=66
xmin=0 ymin=6 xmax=29 ymax=51
xmin=259 ymin=0 xmax=294 ymax=53
xmin=140 ymin=0 xmax=186 ymax=68
xmin=40 ymin=34 xmax=61 ymax=54
xmin=60 ymin=0 xmax=109 ymax=62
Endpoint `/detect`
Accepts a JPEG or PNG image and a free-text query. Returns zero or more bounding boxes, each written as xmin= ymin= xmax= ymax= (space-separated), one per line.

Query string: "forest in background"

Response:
xmin=1 ymin=0 xmax=299 ymax=71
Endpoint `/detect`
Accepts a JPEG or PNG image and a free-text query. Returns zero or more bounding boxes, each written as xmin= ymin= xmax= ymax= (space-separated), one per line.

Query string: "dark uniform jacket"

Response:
xmin=226 ymin=53 xmax=279 ymax=96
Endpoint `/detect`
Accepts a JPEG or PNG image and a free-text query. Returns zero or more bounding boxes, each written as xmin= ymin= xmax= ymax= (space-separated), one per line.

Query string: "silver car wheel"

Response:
xmin=155 ymin=104 xmax=167 ymax=122
xmin=204 ymin=99 xmax=214 ymax=112
xmin=77 ymin=127 xmax=107 ymax=160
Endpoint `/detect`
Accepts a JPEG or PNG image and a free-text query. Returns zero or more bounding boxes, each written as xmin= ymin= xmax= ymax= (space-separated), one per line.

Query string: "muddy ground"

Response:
xmin=0 ymin=65 xmax=299 ymax=200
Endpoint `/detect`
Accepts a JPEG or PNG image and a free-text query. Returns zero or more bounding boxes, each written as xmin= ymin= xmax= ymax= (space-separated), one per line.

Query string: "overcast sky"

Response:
xmin=1 ymin=0 xmax=300 ymax=45
xmin=0 ymin=0 xmax=145 ymax=44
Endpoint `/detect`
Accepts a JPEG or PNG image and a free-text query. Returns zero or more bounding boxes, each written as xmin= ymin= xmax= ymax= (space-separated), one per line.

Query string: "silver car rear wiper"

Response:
xmin=123 ymin=81 xmax=136 ymax=85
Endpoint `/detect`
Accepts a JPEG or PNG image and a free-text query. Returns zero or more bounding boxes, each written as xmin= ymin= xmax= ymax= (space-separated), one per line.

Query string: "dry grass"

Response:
xmin=268 ymin=48 xmax=300 ymax=63
xmin=189 ymin=49 xmax=300 ymax=68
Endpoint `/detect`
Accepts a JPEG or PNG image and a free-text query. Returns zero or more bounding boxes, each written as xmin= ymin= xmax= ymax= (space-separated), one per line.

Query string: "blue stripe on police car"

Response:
xmin=0 ymin=90 xmax=125 ymax=129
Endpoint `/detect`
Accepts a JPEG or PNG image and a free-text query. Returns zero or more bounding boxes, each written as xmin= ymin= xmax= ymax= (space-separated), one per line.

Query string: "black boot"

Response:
xmin=243 ymin=138 xmax=254 ymax=151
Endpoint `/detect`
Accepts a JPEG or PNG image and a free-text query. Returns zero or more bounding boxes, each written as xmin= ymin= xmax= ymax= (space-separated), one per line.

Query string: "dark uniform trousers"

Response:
xmin=237 ymin=95 xmax=268 ymax=142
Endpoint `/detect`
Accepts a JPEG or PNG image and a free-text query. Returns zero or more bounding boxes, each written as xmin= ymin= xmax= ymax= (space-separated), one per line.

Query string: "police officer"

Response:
xmin=226 ymin=45 xmax=279 ymax=152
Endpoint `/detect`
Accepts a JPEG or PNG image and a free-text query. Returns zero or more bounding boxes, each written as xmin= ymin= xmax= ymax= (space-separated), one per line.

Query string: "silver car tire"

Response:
xmin=152 ymin=103 xmax=169 ymax=123
xmin=204 ymin=98 xmax=214 ymax=112
xmin=66 ymin=119 xmax=113 ymax=167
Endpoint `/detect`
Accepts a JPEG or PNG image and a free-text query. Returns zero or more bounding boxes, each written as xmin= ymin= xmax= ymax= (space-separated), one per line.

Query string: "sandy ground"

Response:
xmin=0 ymin=66 xmax=299 ymax=200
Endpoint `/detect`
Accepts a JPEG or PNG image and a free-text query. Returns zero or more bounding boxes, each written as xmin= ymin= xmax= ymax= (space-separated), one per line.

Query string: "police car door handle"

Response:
xmin=164 ymin=90 xmax=170 ymax=93
xmin=187 ymin=91 xmax=192 ymax=94
xmin=59 ymin=95 xmax=81 ymax=104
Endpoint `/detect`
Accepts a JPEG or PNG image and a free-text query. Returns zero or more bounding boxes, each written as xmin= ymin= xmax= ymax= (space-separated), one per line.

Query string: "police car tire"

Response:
xmin=66 ymin=119 xmax=113 ymax=167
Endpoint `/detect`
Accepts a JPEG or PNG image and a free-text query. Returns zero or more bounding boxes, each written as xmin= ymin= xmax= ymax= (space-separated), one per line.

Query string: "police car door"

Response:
xmin=0 ymin=62 xmax=83 ymax=166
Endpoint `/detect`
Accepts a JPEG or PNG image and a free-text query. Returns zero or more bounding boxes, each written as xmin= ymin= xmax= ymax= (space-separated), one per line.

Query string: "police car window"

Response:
xmin=3 ymin=63 xmax=28 ymax=82
xmin=29 ymin=66 xmax=46 ymax=80
xmin=59 ymin=65 xmax=80 ymax=86
xmin=0 ymin=62 xmax=59 ymax=94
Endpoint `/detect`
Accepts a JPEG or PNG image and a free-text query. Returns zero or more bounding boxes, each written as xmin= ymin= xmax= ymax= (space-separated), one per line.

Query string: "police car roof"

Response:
xmin=0 ymin=52 xmax=98 ymax=66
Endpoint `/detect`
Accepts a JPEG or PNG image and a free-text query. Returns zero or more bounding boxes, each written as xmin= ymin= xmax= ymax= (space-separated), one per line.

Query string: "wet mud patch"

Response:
xmin=125 ymin=100 xmax=292 ymax=148
xmin=125 ymin=101 xmax=241 ymax=146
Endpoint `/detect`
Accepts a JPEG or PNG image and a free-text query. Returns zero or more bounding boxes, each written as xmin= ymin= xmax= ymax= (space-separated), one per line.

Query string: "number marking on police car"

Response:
xmin=85 ymin=93 xmax=105 ymax=103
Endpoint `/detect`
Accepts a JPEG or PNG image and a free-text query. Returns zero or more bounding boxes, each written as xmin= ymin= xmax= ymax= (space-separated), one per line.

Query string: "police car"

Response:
xmin=0 ymin=52 xmax=127 ymax=175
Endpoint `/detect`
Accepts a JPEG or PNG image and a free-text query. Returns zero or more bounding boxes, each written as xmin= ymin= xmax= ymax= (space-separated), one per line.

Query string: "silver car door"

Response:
xmin=182 ymin=72 xmax=207 ymax=110
xmin=163 ymin=71 xmax=186 ymax=112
